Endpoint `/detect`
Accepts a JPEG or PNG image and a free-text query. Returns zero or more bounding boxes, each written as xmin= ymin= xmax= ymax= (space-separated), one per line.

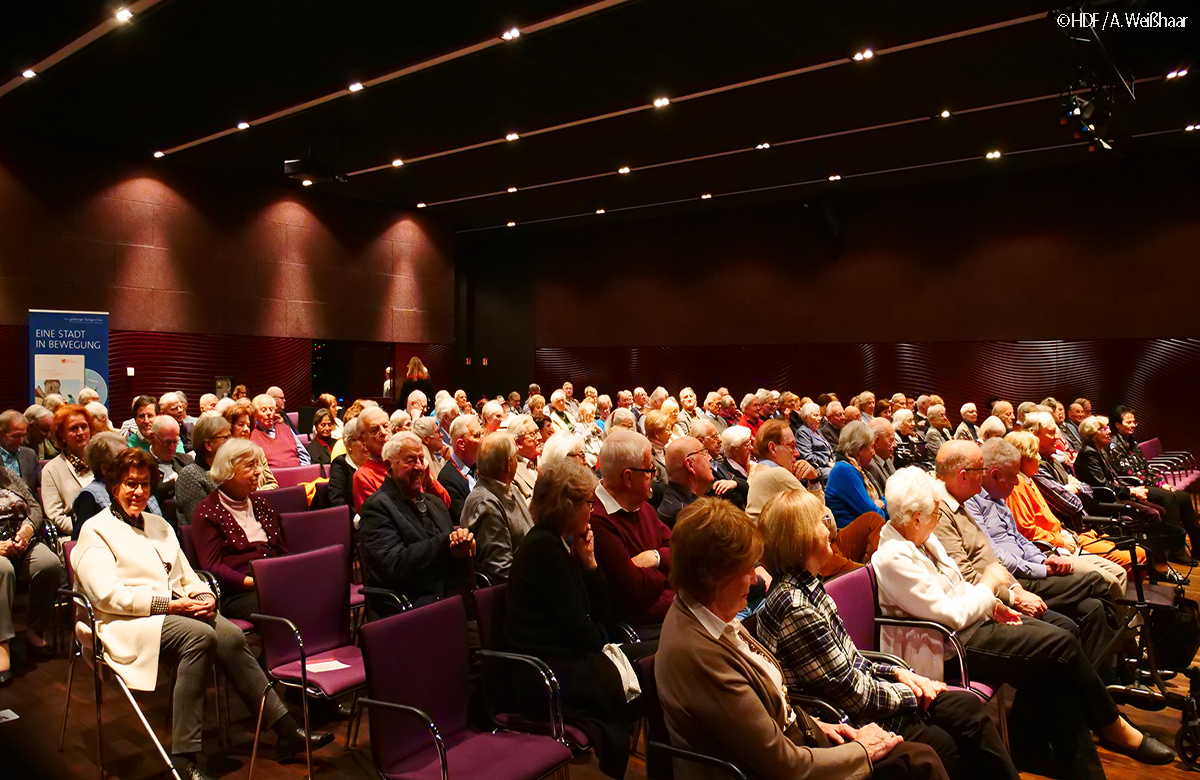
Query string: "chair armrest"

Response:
xmin=474 ymin=572 xmax=493 ymax=589
xmin=860 ymin=650 xmax=910 ymax=669
xmin=193 ymin=570 xmax=221 ymax=610
xmin=249 ymin=612 xmax=309 ymax=688
xmin=647 ymin=741 xmax=749 ymax=780
xmin=475 ymin=649 xmax=564 ymax=741
xmin=358 ymin=586 xmax=412 ymax=613
xmin=607 ymin=622 xmax=640 ymax=644
xmin=875 ymin=617 xmax=969 ymax=686
xmin=1116 ymin=476 xmax=1142 ymax=486
xmin=1032 ymin=540 xmax=1057 ymax=554
xmin=791 ymin=694 xmax=849 ymax=724
xmin=59 ymin=588 xmax=100 ymax=659
xmin=358 ymin=698 xmax=448 ymax=780
xmin=1091 ymin=486 xmax=1117 ymax=503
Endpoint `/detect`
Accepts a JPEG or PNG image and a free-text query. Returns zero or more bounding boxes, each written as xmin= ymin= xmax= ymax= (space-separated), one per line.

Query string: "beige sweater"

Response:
xmin=746 ymin=464 xmax=805 ymax=520
xmin=71 ymin=507 xmax=212 ymax=690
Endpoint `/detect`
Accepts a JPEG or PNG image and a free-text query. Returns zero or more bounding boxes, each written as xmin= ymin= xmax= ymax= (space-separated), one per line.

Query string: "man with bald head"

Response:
xmin=149 ymin=415 xmax=194 ymax=528
xmin=844 ymin=405 xmax=862 ymax=424
xmin=689 ymin=417 xmax=745 ymax=508
xmin=1062 ymin=403 xmax=1086 ymax=450
xmin=250 ymin=393 xmax=310 ymax=468
xmin=266 ymin=386 xmax=298 ymax=432
xmin=656 ymin=437 xmax=713 ymax=529
xmin=352 ymin=406 xmax=393 ymax=511
xmin=991 ymin=401 xmax=1015 ymax=433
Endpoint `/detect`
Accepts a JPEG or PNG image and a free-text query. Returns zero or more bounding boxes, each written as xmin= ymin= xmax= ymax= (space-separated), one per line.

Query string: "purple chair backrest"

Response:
xmin=287 ymin=411 xmax=299 ymax=429
xmin=253 ymin=485 xmax=309 ymax=515
xmin=360 ymin=596 xmax=471 ymax=768
xmin=1140 ymin=438 xmax=1163 ymax=459
xmin=251 ymin=545 xmax=351 ymax=669
xmin=472 ymin=584 xmax=507 ymax=651
xmin=279 ymin=506 xmax=352 ymax=555
xmin=180 ymin=525 xmax=199 ymax=568
xmin=273 ymin=465 xmax=322 ymax=488
xmin=63 ymin=540 xmax=77 ymax=589
xmin=823 ymin=565 xmax=878 ymax=652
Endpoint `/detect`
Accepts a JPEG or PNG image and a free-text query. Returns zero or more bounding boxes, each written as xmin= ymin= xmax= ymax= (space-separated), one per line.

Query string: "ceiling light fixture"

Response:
xmin=940 ymin=110 xmax=951 ymax=118
xmin=828 ymin=174 xmax=841 ymax=181
xmin=618 ymin=166 xmax=631 ymax=174
xmin=502 ymin=27 xmax=520 ymax=41
xmin=237 ymin=122 xmax=250 ymax=130
xmin=755 ymin=142 xmax=771 ymax=150
xmin=21 ymin=69 xmax=35 ymax=79
xmin=595 ymin=209 xmax=605 ymax=214
xmin=348 ymin=82 xmax=364 ymax=92
xmin=115 ymin=8 xmax=133 ymax=22
xmin=700 ymin=193 xmax=712 ymax=199
xmin=506 ymin=221 xmax=516 ymax=227
xmin=653 ymin=97 xmax=670 ymax=108
xmin=153 ymin=151 xmax=165 ymax=158
xmin=392 ymin=159 xmax=404 ymax=167
xmin=505 ymin=132 xmax=520 ymax=141
xmin=301 ymin=179 xmax=313 ymax=186
xmin=416 ymin=202 xmax=427 ymax=208
xmin=985 ymin=150 xmax=1001 ymax=159
xmin=853 ymin=49 xmax=874 ymax=61
xmin=1186 ymin=125 xmax=1195 ymax=131
xmin=507 ymin=187 xmax=517 ymax=193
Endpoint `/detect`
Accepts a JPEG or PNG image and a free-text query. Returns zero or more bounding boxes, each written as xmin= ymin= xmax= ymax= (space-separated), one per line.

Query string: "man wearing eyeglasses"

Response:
xmin=656 ymin=437 xmax=714 ymax=529
xmin=148 ymin=415 xmax=194 ymax=530
xmin=590 ymin=429 xmax=674 ymax=634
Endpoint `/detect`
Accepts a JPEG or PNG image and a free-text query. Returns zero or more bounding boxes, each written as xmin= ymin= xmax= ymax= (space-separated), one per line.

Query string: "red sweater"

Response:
xmin=250 ymin=424 xmax=301 ymax=469
xmin=591 ymin=498 xmax=674 ymax=626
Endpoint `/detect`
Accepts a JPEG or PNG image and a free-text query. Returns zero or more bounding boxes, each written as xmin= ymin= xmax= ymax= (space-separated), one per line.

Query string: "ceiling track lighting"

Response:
xmin=506 ymin=221 xmax=516 ymax=227
xmin=595 ymin=209 xmax=605 ymax=214
xmin=653 ymin=97 xmax=670 ymax=108
xmin=1166 ymin=69 xmax=1188 ymax=79
xmin=755 ymin=142 xmax=771 ymax=150
xmin=237 ymin=122 xmax=250 ymax=130
xmin=348 ymin=82 xmax=364 ymax=92
xmin=21 ymin=69 xmax=36 ymax=79
xmin=506 ymin=133 xmax=520 ymax=141
xmin=1186 ymin=124 xmax=1195 ymax=132
xmin=940 ymin=110 xmax=951 ymax=118
xmin=828 ymin=174 xmax=842 ymax=181
xmin=502 ymin=27 xmax=520 ymax=41
xmin=700 ymin=193 xmax=712 ymax=199
xmin=618 ymin=166 xmax=631 ymax=174
xmin=985 ymin=150 xmax=1002 ymax=159
xmin=115 ymin=8 xmax=133 ymax=22
xmin=301 ymin=179 xmax=313 ymax=186
xmin=852 ymin=49 xmax=874 ymax=61
xmin=507 ymin=187 xmax=517 ymax=193
xmin=416 ymin=202 xmax=427 ymax=208
xmin=153 ymin=151 xmax=165 ymax=158
xmin=392 ymin=159 xmax=404 ymax=167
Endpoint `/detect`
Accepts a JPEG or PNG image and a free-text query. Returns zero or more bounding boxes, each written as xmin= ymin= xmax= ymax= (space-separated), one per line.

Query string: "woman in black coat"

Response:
xmin=396 ymin=357 xmax=435 ymax=412
xmin=1076 ymin=415 xmax=1195 ymax=566
xmin=505 ymin=458 xmax=654 ymax=779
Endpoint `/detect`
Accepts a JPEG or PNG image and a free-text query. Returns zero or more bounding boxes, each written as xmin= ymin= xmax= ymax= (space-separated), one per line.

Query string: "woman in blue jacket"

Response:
xmin=826 ymin=421 xmax=888 ymax=528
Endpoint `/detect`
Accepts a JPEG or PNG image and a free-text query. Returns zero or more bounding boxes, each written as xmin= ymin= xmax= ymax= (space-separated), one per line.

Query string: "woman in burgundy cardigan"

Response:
xmin=192 ymin=439 xmax=288 ymax=619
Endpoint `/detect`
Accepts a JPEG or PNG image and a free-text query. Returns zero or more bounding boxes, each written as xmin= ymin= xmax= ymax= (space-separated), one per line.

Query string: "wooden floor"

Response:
xmin=3 ymin=573 xmax=1199 ymax=780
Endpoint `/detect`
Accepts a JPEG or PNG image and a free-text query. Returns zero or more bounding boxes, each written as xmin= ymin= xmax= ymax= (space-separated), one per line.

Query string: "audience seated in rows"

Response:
xmin=250 ymin=393 xmax=309 ymax=469
xmin=461 ymin=432 xmax=532 ymax=584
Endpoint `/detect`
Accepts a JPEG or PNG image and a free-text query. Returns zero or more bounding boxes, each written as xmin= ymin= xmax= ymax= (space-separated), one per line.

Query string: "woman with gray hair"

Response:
xmin=539 ymin=431 xmax=587 ymax=470
xmin=825 ymin=420 xmax=888 ymax=528
xmin=873 ymin=467 xmax=1173 ymax=774
xmin=575 ymin=401 xmax=603 ymax=468
xmin=953 ymin=403 xmax=979 ymax=441
xmin=191 ymin=439 xmax=288 ymax=619
xmin=548 ymin=389 xmax=575 ymax=435
xmin=72 ymin=432 xmax=164 ymax=535
xmin=461 ymin=432 xmax=533 ymax=584
xmin=891 ymin=408 xmax=925 ymax=468
xmin=976 ymin=416 xmax=1006 ymax=442
xmin=923 ymin=404 xmax=954 ymax=461
xmin=795 ymin=401 xmax=835 ymax=484
xmin=412 ymin=415 xmax=449 ymax=479
xmin=328 ymin=416 xmax=368 ymax=508
xmin=174 ymin=413 xmax=232 ymax=527
xmin=606 ymin=407 xmax=636 ymax=435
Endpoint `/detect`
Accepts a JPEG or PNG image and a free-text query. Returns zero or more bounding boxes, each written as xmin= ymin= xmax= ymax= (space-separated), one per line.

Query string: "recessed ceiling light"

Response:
xmin=115 ymin=8 xmax=133 ymax=22
xmin=700 ymin=193 xmax=712 ymax=199
xmin=153 ymin=151 xmax=165 ymax=158
xmin=1167 ymin=70 xmax=1181 ymax=79
xmin=755 ymin=142 xmax=771 ymax=150
xmin=416 ymin=202 xmax=427 ymax=208
xmin=828 ymin=174 xmax=841 ymax=181
xmin=595 ymin=209 xmax=605 ymax=214
xmin=853 ymin=49 xmax=873 ymax=61
xmin=1187 ymin=125 xmax=1195 ymax=131
xmin=237 ymin=122 xmax=250 ymax=130
xmin=502 ymin=27 xmax=520 ymax=41
xmin=940 ymin=110 xmax=951 ymax=118
xmin=348 ymin=82 xmax=364 ymax=92
xmin=1177 ymin=69 xmax=1189 ymax=78
xmin=653 ymin=97 xmax=670 ymax=108
xmin=302 ymin=179 xmax=313 ymax=186
xmin=618 ymin=166 xmax=631 ymax=174
xmin=392 ymin=159 xmax=403 ymax=167
xmin=21 ymin=69 xmax=35 ymax=79
xmin=985 ymin=150 xmax=1001 ymax=159
xmin=506 ymin=221 xmax=516 ymax=227
xmin=507 ymin=187 xmax=517 ymax=193
xmin=505 ymin=132 xmax=520 ymax=141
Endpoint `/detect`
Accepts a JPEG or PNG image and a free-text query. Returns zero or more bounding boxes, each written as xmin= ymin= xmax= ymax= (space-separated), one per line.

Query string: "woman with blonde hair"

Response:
xmin=222 ymin=404 xmax=277 ymax=490
xmin=757 ymin=489 xmax=1015 ymax=780
xmin=398 ymin=357 xmax=434 ymax=414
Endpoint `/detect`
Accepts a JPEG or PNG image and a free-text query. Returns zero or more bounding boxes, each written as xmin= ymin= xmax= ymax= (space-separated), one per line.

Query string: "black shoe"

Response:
xmin=1161 ymin=568 xmax=1191 ymax=586
xmin=1098 ymin=731 xmax=1175 ymax=765
xmin=1168 ymin=551 xmax=1197 ymax=567
xmin=170 ymin=756 xmax=218 ymax=780
xmin=0 ymin=669 xmax=11 ymax=687
xmin=276 ymin=727 xmax=335 ymax=763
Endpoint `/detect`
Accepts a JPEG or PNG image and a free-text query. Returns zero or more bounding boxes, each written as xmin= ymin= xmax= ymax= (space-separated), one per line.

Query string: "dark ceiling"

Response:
xmin=3 ymin=0 xmax=1196 ymax=233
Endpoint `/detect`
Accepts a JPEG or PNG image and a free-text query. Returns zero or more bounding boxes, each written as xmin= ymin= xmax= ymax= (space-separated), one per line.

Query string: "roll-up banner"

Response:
xmin=28 ymin=309 xmax=110 ymax=406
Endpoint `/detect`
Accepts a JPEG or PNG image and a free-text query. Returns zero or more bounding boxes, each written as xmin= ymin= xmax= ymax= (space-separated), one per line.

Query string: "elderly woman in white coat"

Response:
xmin=461 ymin=432 xmax=533 ymax=584
xmin=872 ymin=467 xmax=1173 ymax=778
xmin=71 ymin=448 xmax=330 ymax=779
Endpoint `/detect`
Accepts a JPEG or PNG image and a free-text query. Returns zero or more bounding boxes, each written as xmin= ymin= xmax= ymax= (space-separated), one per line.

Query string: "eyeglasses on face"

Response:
xmin=625 ymin=467 xmax=657 ymax=475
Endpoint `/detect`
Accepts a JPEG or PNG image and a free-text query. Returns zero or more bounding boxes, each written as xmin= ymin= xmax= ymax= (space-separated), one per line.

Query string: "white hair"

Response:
xmin=799 ymin=402 xmax=820 ymax=419
xmin=214 ymin=397 xmax=235 ymax=415
xmin=755 ymin=388 xmax=772 ymax=404
xmin=481 ymin=400 xmax=504 ymax=420
xmin=342 ymin=417 xmax=362 ymax=446
xmin=389 ymin=409 xmax=412 ymax=430
xmin=550 ymin=389 xmax=566 ymax=404
xmin=406 ymin=389 xmax=427 ymax=407
xmin=608 ymin=407 xmax=637 ymax=434
xmin=892 ymin=408 xmax=914 ymax=427
xmin=199 ymin=393 xmax=218 ymax=407
xmin=598 ymin=429 xmax=650 ymax=481
xmin=434 ymin=390 xmax=451 ymax=404
xmin=927 ymin=404 xmax=946 ymax=421
xmin=210 ymin=439 xmax=263 ymax=485
xmin=252 ymin=393 xmax=275 ymax=411
xmin=721 ymin=424 xmax=753 ymax=459
xmin=540 ymin=432 xmax=585 ymax=469
xmin=435 ymin=397 xmax=459 ymax=423
xmin=978 ymin=416 xmax=1006 ymax=440
xmin=158 ymin=392 xmax=180 ymax=407
xmin=960 ymin=402 xmax=976 ymax=416
xmin=382 ymin=431 xmax=423 ymax=463
xmin=448 ymin=413 xmax=478 ymax=443
xmin=1022 ymin=411 xmax=1056 ymax=434
xmin=78 ymin=387 xmax=100 ymax=405
xmin=884 ymin=466 xmax=947 ymax=529
xmin=411 ymin=416 xmax=439 ymax=438
xmin=837 ymin=420 xmax=874 ymax=457
xmin=85 ymin=401 xmax=109 ymax=422
xmin=576 ymin=401 xmax=596 ymax=422
xmin=150 ymin=415 xmax=179 ymax=437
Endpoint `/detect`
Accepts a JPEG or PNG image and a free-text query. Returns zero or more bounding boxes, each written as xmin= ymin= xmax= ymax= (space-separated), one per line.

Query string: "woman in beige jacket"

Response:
xmin=72 ymin=448 xmax=328 ymax=780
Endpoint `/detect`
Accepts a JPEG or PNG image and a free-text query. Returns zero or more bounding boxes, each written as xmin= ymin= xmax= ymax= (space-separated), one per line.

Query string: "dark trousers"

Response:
xmin=1147 ymin=485 xmax=1200 ymax=550
xmin=897 ymin=689 xmax=1018 ymax=780
xmin=965 ymin=616 xmax=1118 ymax=780
xmin=870 ymin=741 xmax=950 ymax=780
xmin=220 ymin=589 xmax=260 ymax=620
xmin=1019 ymin=571 xmax=1117 ymax=672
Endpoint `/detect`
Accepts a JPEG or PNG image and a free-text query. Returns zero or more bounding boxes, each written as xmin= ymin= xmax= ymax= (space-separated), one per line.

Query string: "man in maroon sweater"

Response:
xmin=591 ymin=429 xmax=674 ymax=631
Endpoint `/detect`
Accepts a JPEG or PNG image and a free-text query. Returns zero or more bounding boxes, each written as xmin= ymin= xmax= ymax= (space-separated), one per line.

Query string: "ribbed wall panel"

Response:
xmin=537 ymin=339 xmax=1200 ymax=453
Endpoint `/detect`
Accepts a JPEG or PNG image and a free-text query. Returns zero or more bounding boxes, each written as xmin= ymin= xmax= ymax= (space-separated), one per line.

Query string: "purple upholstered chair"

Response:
xmin=178 ymin=524 xmax=255 ymax=635
xmin=824 ymin=565 xmax=1006 ymax=743
xmin=359 ymin=595 xmax=573 ymax=780
xmin=472 ymin=584 xmax=592 ymax=754
xmin=279 ymin=506 xmax=366 ymax=618
xmin=248 ymin=545 xmax=367 ymax=780
xmin=253 ymin=484 xmax=310 ymax=514
xmin=274 ymin=464 xmax=324 ymax=488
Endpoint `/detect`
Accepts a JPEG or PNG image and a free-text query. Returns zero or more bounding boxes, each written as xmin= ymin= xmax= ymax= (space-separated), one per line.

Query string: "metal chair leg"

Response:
xmin=348 ymin=693 xmax=364 ymax=749
xmin=114 ymin=674 xmax=183 ymax=780
xmin=248 ymin=680 xmax=273 ymax=780
xmin=344 ymin=691 xmax=359 ymax=749
xmin=302 ymin=689 xmax=314 ymax=780
xmin=58 ymin=641 xmax=78 ymax=751
xmin=93 ymin=661 xmax=104 ymax=780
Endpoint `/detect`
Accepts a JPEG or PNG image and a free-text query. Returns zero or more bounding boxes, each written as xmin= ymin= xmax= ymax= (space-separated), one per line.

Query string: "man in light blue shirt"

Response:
xmin=967 ymin=438 xmax=1117 ymax=670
